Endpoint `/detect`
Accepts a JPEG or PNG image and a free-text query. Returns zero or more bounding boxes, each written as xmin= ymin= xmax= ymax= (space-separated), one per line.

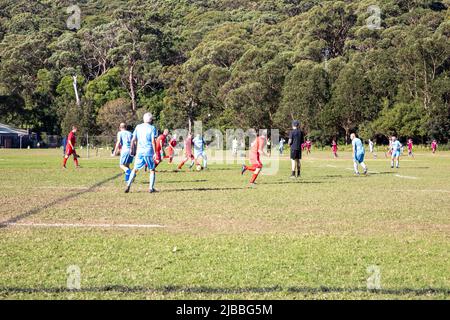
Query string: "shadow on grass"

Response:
xmin=0 ymin=285 xmax=447 ymax=296
xmin=0 ymin=173 xmax=123 ymax=229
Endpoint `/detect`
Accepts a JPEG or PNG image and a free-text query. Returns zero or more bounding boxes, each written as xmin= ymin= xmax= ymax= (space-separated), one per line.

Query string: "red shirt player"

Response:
xmin=407 ymin=138 xmax=414 ymax=157
xmin=63 ymin=126 xmax=80 ymax=168
xmin=164 ymin=134 xmax=177 ymax=164
xmin=177 ymin=133 xmax=194 ymax=170
xmin=431 ymin=140 xmax=438 ymax=154
xmin=154 ymin=129 xmax=169 ymax=167
xmin=306 ymin=139 xmax=312 ymax=154
xmin=331 ymin=140 xmax=338 ymax=158
xmin=241 ymin=132 xmax=267 ymax=186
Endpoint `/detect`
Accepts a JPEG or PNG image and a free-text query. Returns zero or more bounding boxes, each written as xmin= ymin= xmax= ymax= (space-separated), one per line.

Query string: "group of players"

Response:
xmin=62 ymin=115 xmax=441 ymax=191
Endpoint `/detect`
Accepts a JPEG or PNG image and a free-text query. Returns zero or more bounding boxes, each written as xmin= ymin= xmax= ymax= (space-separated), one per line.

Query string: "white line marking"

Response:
xmin=394 ymin=189 xmax=450 ymax=193
xmin=326 ymin=165 xmax=338 ymax=168
xmin=394 ymin=174 xmax=419 ymax=180
xmin=6 ymin=222 xmax=166 ymax=229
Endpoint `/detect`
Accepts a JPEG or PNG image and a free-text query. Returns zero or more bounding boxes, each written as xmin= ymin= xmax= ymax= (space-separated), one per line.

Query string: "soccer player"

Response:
xmin=177 ymin=133 xmax=194 ymax=170
xmin=192 ymin=133 xmax=207 ymax=169
xmin=431 ymin=140 xmax=438 ymax=154
xmin=331 ymin=139 xmax=338 ymax=158
xmin=113 ymin=123 xmax=134 ymax=182
xmin=241 ymin=131 xmax=267 ymax=186
xmin=164 ymin=134 xmax=177 ymax=164
xmin=62 ymin=126 xmax=80 ymax=169
xmin=368 ymin=139 xmax=377 ymax=159
xmin=407 ymin=138 xmax=414 ymax=157
xmin=154 ymin=129 xmax=169 ymax=168
xmin=351 ymin=133 xmax=367 ymax=175
xmin=305 ymin=139 xmax=312 ymax=154
xmin=390 ymin=136 xmax=402 ymax=169
xmin=278 ymin=138 xmax=285 ymax=155
xmin=288 ymin=120 xmax=303 ymax=178
xmin=125 ymin=113 xmax=158 ymax=194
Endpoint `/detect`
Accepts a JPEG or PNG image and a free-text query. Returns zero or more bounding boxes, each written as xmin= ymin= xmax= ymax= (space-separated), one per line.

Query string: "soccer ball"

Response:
xmin=196 ymin=165 xmax=203 ymax=171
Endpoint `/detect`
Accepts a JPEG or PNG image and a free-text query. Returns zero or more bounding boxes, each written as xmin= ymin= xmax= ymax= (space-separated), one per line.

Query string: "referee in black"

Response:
xmin=288 ymin=120 xmax=303 ymax=178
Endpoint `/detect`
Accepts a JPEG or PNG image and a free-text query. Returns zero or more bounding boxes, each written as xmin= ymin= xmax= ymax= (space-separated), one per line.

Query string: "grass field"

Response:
xmin=0 ymin=148 xmax=449 ymax=300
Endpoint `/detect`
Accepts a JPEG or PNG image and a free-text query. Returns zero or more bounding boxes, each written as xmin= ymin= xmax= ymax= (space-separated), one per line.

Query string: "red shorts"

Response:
xmin=66 ymin=148 xmax=75 ymax=156
xmin=250 ymin=154 xmax=262 ymax=168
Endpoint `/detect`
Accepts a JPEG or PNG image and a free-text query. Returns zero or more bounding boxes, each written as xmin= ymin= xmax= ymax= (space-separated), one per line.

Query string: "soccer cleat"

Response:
xmin=363 ymin=169 xmax=368 ymax=175
xmin=149 ymin=189 xmax=159 ymax=194
xmin=241 ymin=165 xmax=247 ymax=175
xmin=124 ymin=186 xmax=131 ymax=193
xmin=290 ymin=175 xmax=296 ymax=179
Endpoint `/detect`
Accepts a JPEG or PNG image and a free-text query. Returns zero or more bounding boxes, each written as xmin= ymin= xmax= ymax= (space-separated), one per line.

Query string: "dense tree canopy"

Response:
xmin=0 ymin=0 xmax=449 ymax=144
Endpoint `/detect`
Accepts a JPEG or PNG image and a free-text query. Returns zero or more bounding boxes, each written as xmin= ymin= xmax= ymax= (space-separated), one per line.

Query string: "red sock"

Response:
xmin=74 ymin=158 xmax=79 ymax=167
xmin=178 ymin=160 xmax=186 ymax=170
xmin=250 ymin=173 xmax=258 ymax=183
xmin=63 ymin=157 xmax=68 ymax=167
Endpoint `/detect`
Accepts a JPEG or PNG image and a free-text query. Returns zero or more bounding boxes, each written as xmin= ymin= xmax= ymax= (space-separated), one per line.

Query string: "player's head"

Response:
xmin=350 ymin=133 xmax=356 ymax=140
xmin=72 ymin=126 xmax=78 ymax=133
xmin=143 ymin=113 xmax=153 ymax=124
xmin=119 ymin=123 xmax=126 ymax=131
xmin=392 ymin=136 xmax=397 ymax=141
xmin=292 ymin=120 xmax=300 ymax=129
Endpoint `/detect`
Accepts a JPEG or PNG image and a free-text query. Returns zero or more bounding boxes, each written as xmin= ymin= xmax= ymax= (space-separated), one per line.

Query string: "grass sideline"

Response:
xmin=0 ymin=149 xmax=449 ymax=300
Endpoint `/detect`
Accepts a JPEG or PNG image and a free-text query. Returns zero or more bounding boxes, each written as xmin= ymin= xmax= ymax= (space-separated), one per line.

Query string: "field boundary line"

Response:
xmin=6 ymin=222 xmax=166 ymax=229
xmin=0 ymin=173 xmax=122 ymax=229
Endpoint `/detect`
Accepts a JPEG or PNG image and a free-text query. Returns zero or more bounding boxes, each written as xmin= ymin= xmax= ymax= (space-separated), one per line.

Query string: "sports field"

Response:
xmin=0 ymin=149 xmax=449 ymax=300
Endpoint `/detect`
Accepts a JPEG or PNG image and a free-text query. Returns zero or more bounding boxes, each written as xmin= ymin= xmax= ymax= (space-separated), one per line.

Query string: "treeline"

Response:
xmin=0 ymin=0 xmax=449 ymax=144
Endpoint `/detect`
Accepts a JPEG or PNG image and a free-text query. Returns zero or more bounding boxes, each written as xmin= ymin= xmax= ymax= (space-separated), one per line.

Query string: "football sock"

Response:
xmin=297 ymin=170 xmax=301 ymax=177
xmin=125 ymin=169 xmax=131 ymax=181
xmin=178 ymin=160 xmax=186 ymax=170
xmin=353 ymin=162 xmax=359 ymax=174
xmin=391 ymin=160 xmax=394 ymax=167
xmin=127 ymin=170 xmax=136 ymax=187
xmin=63 ymin=157 xmax=68 ymax=167
xmin=150 ymin=172 xmax=156 ymax=190
xmin=291 ymin=171 xmax=295 ymax=176
xmin=74 ymin=158 xmax=79 ymax=167
xmin=396 ymin=160 xmax=399 ymax=168
xmin=250 ymin=173 xmax=258 ymax=184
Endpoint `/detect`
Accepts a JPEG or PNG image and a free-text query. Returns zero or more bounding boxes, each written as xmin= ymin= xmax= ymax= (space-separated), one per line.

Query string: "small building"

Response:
xmin=0 ymin=123 xmax=36 ymax=148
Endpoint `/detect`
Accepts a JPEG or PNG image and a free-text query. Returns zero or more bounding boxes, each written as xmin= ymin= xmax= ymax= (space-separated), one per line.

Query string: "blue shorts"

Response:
xmin=120 ymin=151 xmax=134 ymax=165
xmin=391 ymin=150 xmax=400 ymax=158
xmin=134 ymin=154 xmax=155 ymax=171
xmin=354 ymin=153 xmax=365 ymax=163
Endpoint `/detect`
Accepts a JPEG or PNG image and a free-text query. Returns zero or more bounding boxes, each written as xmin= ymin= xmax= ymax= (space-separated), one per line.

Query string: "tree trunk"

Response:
xmin=72 ymin=75 xmax=81 ymax=107
xmin=129 ymin=63 xmax=136 ymax=112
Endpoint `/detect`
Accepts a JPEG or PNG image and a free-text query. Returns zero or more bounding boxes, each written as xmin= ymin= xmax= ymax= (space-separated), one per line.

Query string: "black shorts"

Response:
xmin=290 ymin=149 xmax=302 ymax=160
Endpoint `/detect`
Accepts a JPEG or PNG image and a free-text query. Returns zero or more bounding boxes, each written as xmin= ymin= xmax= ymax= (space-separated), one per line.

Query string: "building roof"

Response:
xmin=0 ymin=123 xmax=29 ymax=136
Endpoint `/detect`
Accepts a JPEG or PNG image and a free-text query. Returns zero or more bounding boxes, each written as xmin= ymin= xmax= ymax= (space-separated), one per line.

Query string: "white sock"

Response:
xmin=353 ymin=162 xmax=359 ymax=174
xmin=361 ymin=162 xmax=367 ymax=171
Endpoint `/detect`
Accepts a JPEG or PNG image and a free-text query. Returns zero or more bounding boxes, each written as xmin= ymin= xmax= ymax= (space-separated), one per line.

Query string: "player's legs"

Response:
xmin=353 ymin=161 xmax=360 ymax=174
xmin=62 ymin=154 xmax=69 ymax=168
xmin=361 ymin=162 xmax=368 ymax=174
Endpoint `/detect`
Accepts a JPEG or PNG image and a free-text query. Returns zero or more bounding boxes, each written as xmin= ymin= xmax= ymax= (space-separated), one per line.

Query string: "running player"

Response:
xmin=431 ymin=140 xmax=438 ymax=154
xmin=125 ymin=113 xmax=158 ymax=194
xmin=62 ymin=126 xmax=80 ymax=169
xmin=177 ymin=132 xmax=194 ymax=170
xmin=407 ymin=138 xmax=414 ymax=157
xmin=390 ymin=136 xmax=402 ymax=169
xmin=331 ymin=139 xmax=338 ymax=158
xmin=289 ymin=120 xmax=303 ymax=178
xmin=351 ymin=133 xmax=368 ymax=175
xmin=164 ymin=134 xmax=177 ymax=164
xmin=241 ymin=131 xmax=267 ymax=186
xmin=192 ymin=133 xmax=207 ymax=169
xmin=154 ymin=129 xmax=169 ymax=168
xmin=112 ymin=123 xmax=134 ymax=182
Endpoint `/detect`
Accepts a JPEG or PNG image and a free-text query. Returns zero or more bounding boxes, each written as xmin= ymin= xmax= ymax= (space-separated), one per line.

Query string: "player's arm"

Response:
xmin=112 ymin=135 xmax=121 ymax=156
xmin=152 ymin=135 xmax=157 ymax=160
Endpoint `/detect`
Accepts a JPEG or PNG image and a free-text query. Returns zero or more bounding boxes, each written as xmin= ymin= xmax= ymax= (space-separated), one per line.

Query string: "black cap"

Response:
xmin=292 ymin=120 xmax=300 ymax=127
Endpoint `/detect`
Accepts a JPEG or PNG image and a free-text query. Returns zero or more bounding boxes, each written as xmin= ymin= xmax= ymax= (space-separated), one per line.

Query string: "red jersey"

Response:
xmin=332 ymin=142 xmax=338 ymax=153
xmin=66 ymin=131 xmax=76 ymax=150
xmin=156 ymin=134 xmax=167 ymax=153
xmin=407 ymin=140 xmax=413 ymax=151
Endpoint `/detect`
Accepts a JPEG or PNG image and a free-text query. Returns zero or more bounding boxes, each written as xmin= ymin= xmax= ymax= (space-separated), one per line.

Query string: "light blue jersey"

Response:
xmin=352 ymin=138 xmax=365 ymax=163
xmin=193 ymin=136 xmax=205 ymax=154
xmin=391 ymin=140 xmax=402 ymax=158
xmin=391 ymin=140 xmax=402 ymax=152
xmin=133 ymin=123 xmax=158 ymax=157
xmin=117 ymin=130 xmax=132 ymax=152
